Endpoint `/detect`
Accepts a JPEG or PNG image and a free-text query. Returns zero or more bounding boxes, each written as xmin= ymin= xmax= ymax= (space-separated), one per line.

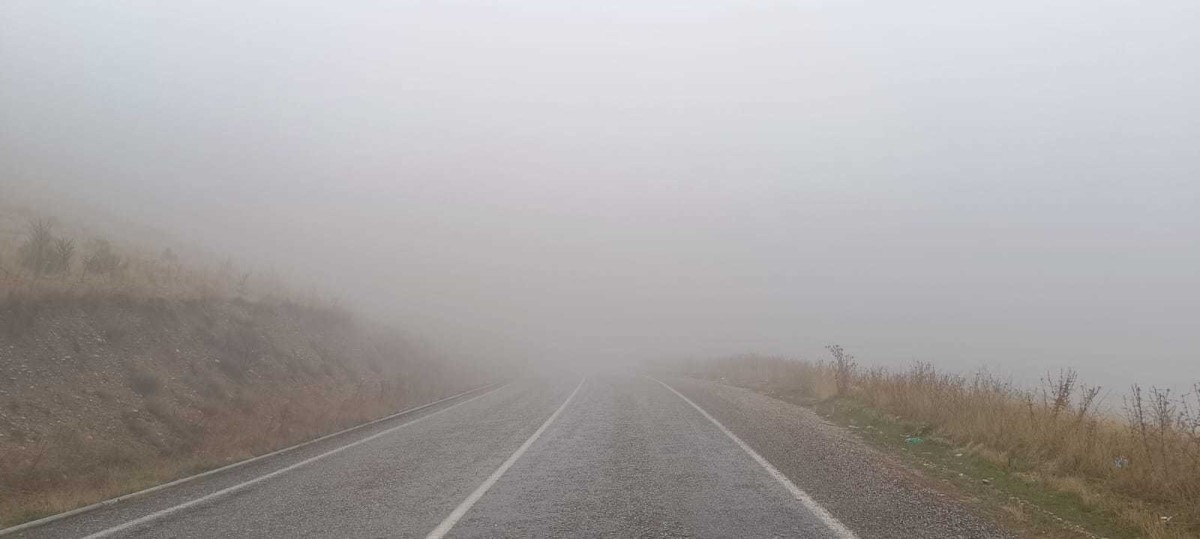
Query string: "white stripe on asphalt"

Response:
xmin=650 ymin=376 xmax=859 ymax=539
xmin=81 ymin=387 xmax=502 ymax=539
xmin=425 ymin=377 xmax=586 ymax=539
xmin=2 ymin=384 xmax=498 ymax=538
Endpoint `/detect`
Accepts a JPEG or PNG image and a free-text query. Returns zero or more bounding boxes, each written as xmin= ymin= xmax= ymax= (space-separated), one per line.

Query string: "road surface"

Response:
xmin=9 ymin=374 xmax=1011 ymax=538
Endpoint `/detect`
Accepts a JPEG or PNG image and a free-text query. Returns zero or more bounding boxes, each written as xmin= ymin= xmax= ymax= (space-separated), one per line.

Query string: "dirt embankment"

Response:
xmin=0 ymin=294 xmax=491 ymax=527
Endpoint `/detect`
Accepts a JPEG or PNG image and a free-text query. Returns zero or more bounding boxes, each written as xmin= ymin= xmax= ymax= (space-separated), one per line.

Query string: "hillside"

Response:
xmin=0 ymin=201 xmax=497 ymax=527
xmin=0 ymin=189 xmax=285 ymax=301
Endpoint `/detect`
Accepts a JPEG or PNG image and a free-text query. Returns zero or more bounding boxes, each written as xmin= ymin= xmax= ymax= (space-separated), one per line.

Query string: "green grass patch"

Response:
xmin=813 ymin=396 xmax=1141 ymax=539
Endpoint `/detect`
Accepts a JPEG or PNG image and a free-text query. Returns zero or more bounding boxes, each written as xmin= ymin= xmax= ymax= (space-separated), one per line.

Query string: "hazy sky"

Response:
xmin=3 ymin=1 xmax=1198 ymax=390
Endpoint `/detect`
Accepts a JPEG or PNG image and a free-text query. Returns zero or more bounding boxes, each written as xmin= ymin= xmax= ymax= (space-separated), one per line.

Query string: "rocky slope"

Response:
xmin=0 ymin=294 xmax=492 ymax=526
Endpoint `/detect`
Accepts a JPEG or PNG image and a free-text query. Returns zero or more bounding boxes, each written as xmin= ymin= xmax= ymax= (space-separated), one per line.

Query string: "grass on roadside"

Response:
xmin=672 ymin=353 xmax=1199 ymax=538
xmin=816 ymin=396 xmax=1140 ymax=538
xmin=0 ymin=382 xmax=466 ymax=528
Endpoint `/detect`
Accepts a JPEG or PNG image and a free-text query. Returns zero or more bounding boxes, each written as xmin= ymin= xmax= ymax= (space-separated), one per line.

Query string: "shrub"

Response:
xmin=50 ymin=238 xmax=74 ymax=275
xmin=17 ymin=219 xmax=56 ymax=277
xmin=827 ymin=344 xmax=856 ymax=397
xmin=680 ymin=351 xmax=1200 ymax=537
xmin=83 ymin=238 xmax=124 ymax=277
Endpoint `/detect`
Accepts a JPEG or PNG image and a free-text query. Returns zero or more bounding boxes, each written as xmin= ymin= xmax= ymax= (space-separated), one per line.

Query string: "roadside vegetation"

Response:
xmin=671 ymin=351 xmax=1200 ymax=538
xmin=0 ymin=211 xmax=285 ymax=302
xmin=0 ymin=206 xmax=496 ymax=528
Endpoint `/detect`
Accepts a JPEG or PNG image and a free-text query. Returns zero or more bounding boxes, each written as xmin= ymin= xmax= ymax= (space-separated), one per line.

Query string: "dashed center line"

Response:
xmin=425 ymin=377 xmax=586 ymax=539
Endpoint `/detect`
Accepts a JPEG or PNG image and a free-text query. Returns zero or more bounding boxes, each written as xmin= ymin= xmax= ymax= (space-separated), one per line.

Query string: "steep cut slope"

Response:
xmin=0 ymin=294 xmax=493 ymax=526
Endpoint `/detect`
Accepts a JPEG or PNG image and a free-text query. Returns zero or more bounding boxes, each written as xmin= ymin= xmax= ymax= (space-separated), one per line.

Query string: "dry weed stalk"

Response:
xmin=683 ymin=350 xmax=1200 ymax=537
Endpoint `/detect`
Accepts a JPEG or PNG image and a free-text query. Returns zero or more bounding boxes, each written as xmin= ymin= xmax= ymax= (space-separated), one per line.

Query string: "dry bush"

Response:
xmin=827 ymin=344 xmax=856 ymax=397
xmin=15 ymin=219 xmax=57 ymax=276
xmin=0 ymin=209 xmax=300 ymax=303
xmin=677 ymin=354 xmax=839 ymax=401
xmin=680 ymin=350 xmax=1200 ymax=537
xmin=1 ymin=232 xmax=288 ymax=303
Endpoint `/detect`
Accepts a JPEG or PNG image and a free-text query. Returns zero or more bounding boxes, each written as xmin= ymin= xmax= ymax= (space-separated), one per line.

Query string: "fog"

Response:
xmin=3 ymin=1 xmax=1198 ymax=390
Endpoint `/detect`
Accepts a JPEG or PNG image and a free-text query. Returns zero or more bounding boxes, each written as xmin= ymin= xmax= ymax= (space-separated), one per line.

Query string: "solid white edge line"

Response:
xmin=78 ymin=385 xmax=504 ymax=539
xmin=0 ymin=383 xmax=501 ymax=537
xmin=649 ymin=376 xmax=859 ymax=539
xmin=425 ymin=377 xmax=586 ymax=539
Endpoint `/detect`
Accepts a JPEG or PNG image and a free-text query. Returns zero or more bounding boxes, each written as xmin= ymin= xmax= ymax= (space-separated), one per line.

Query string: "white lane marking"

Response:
xmin=425 ymin=377 xmax=586 ymax=539
xmin=81 ymin=387 xmax=502 ymax=539
xmin=650 ymin=376 xmax=859 ymax=539
xmin=1 ymin=384 xmax=498 ymax=537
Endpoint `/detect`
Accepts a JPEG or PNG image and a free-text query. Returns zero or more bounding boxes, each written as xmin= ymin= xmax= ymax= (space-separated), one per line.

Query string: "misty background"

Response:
xmin=2 ymin=1 xmax=1197 ymax=392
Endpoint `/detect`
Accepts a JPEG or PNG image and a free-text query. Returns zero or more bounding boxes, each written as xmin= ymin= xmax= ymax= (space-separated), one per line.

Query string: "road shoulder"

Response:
xmin=661 ymin=376 xmax=1017 ymax=539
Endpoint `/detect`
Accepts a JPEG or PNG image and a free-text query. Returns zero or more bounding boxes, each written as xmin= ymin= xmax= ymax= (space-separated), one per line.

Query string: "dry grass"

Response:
xmin=674 ymin=353 xmax=1200 ymax=538
xmin=0 ymin=208 xmax=296 ymax=303
xmin=0 ymin=199 xmax=492 ymax=528
xmin=0 ymin=244 xmax=286 ymax=303
xmin=0 ymin=292 xmax=489 ymax=528
xmin=0 ymin=379 xmax=468 ymax=527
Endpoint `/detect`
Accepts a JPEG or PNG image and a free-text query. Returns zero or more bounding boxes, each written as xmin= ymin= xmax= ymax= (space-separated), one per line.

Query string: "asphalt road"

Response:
xmin=10 ymin=374 xmax=1012 ymax=538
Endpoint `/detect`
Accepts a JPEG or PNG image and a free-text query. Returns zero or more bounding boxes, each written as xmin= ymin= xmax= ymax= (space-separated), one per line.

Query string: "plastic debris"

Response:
xmin=1113 ymin=456 xmax=1130 ymax=469
xmin=904 ymin=436 xmax=923 ymax=445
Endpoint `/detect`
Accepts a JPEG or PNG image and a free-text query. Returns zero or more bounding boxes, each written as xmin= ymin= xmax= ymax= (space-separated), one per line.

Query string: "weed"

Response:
xmin=678 ymin=349 xmax=1200 ymax=537
xmin=16 ymin=219 xmax=56 ymax=277
xmin=827 ymin=344 xmax=856 ymax=397
xmin=82 ymin=238 xmax=123 ymax=278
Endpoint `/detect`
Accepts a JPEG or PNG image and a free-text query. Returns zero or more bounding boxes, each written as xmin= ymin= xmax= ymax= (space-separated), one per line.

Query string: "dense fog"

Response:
xmin=3 ymin=1 xmax=1198 ymax=390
